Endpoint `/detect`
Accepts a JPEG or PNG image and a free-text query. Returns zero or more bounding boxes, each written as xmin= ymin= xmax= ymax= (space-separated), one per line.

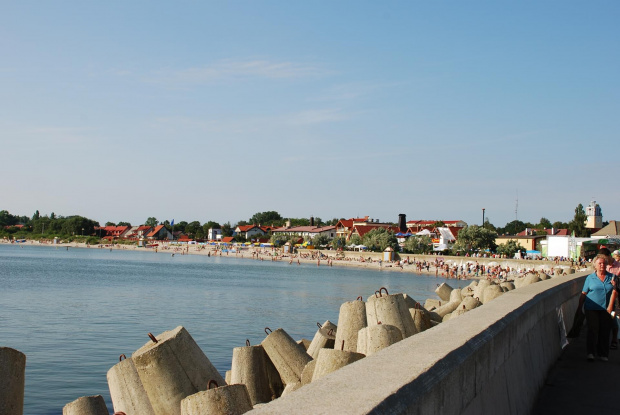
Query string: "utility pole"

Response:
xmin=482 ymin=208 xmax=485 ymax=228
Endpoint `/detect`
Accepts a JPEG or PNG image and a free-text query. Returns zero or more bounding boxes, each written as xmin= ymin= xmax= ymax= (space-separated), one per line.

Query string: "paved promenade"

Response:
xmin=532 ymin=323 xmax=620 ymax=414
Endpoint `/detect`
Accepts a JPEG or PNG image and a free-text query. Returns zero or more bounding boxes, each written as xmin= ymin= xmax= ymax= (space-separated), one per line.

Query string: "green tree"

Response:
xmin=569 ymin=203 xmax=588 ymax=237
xmin=362 ymin=228 xmax=399 ymax=252
xmin=349 ymin=235 xmax=363 ymax=246
xmin=311 ymin=234 xmax=330 ymax=247
xmin=330 ymin=236 xmax=347 ymax=250
xmin=498 ymin=220 xmax=526 ymax=235
xmin=552 ymin=221 xmax=568 ymax=229
xmin=537 ymin=217 xmax=552 ymax=229
xmin=145 ymin=217 xmax=158 ymax=227
xmin=174 ymin=221 xmax=188 ymax=233
xmin=249 ymin=211 xmax=283 ymax=225
xmin=483 ymin=220 xmax=496 ymax=231
xmin=118 ymin=221 xmax=131 ymax=227
xmin=32 ymin=210 xmax=40 ymax=220
xmin=403 ymin=235 xmax=433 ymax=254
xmin=496 ymin=240 xmax=526 ymax=258
xmin=185 ymin=221 xmax=202 ymax=237
xmin=221 ymin=222 xmax=233 ymax=237
xmin=105 ymin=222 xmax=116 ymax=226
xmin=454 ymin=225 xmax=498 ymax=252
xmin=432 ymin=221 xmax=445 ymax=228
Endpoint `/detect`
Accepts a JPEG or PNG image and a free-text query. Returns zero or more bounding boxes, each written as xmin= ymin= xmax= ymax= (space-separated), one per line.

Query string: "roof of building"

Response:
xmin=236 ymin=225 xmax=258 ymax=232
xmin=406 ymin=220 xmax=465 ymax=226
xmin=272 ymin=225 xmax=336 ymax=234
xmin=352 ymin=225 xmax=399 ymax=238
xmin=147 ymin=225 xmax=166 ymax=238
xmin=591 ymin=221 xmax=620 ymax=236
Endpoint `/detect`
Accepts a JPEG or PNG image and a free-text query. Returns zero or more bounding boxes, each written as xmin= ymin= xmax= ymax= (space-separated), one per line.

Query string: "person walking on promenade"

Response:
xmin=608 ymin=250 xmax=620 ymax=349
xmin=578 ymin=254 xmax=617 ymax=361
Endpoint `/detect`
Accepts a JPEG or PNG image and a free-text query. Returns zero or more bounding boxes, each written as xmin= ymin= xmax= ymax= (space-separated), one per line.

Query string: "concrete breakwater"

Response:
xmin=250 ymin=270 xmax=589 ymax=414
xmin=1 ymin=265 xmax=587 ymax=414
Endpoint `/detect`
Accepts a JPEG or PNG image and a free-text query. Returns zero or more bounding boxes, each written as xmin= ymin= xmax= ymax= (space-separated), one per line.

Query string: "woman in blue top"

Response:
xmin=578 ymin=254 xmax=617 ymax=361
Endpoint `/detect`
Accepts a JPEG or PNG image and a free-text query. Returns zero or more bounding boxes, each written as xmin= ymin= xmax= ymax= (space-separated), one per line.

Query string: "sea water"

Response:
xmin=0 ymin=244 xmax=469 ymax=414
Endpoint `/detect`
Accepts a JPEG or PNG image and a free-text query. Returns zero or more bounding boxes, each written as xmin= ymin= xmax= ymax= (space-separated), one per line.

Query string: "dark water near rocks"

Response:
xmin=0 ymin=244 xmax=468 ymax=414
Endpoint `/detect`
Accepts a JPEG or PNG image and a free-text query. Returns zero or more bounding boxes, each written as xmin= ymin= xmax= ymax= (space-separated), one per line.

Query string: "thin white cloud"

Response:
xmin=152 ymin=108 xmax=349 ymax=135
xmin=146 ymin=59 xmax=328 ymax=85
xmin=311 ymin=81 xmax=405 ymax=102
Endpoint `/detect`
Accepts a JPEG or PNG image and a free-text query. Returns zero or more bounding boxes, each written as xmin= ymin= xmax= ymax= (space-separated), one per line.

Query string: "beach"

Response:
xmin=1 ymin=239 xmax=584 ymax=280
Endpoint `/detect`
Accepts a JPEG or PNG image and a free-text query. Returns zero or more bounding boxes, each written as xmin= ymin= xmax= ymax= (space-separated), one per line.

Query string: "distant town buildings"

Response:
xmin=585 ymin=200 xmax=603 ymax=229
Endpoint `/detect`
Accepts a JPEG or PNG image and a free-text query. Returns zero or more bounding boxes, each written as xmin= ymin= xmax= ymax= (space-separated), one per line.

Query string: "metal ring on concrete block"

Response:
xmin=264 ymin=327 xmax=272 ymax=335
xmin=119 ymin=354 xmax=126 ymax=361
xmin=208 ymin=380 xmax=218 ymax=390
xmin=147 ymin=333 xmax=158 ymax=343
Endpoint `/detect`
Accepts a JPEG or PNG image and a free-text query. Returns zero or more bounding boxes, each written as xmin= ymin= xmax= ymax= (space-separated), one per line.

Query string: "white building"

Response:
xmin=585 ymin=200 xmax=603 ymax=229
xmin=208 ymin=228 xmax=222 ymax=241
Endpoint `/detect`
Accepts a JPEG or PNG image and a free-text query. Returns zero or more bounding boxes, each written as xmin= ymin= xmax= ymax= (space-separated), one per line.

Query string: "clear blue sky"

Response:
xmin=1 ymin=2 xmax=618 ymax=227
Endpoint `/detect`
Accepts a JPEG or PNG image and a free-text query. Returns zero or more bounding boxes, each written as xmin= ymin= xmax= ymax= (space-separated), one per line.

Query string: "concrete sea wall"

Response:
xmin=250 ymin=271 xmax=589 ymax=414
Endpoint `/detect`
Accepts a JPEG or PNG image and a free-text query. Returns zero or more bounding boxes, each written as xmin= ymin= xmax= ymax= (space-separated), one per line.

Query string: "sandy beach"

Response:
xmin=2 ymin=239 xmax=585 ymax=280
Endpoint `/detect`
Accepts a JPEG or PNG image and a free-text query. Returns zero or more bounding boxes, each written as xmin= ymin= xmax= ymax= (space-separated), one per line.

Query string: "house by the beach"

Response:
xmin=234 ymin=224 xmax=267 ymax=240
xmin=271 ymin=225 xmax=337 ymax=240
xmin=335 ymin=216 xmax=394 ymax=241
xmin=146 ymin=225 xmax=172 ymax=241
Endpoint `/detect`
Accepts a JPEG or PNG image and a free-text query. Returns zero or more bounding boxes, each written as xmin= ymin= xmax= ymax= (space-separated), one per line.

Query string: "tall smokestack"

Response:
xmin=398 ymin=214 xmax=406 ymax=233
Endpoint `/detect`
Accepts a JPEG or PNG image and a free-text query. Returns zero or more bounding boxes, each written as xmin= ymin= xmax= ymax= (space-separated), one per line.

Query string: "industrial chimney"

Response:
xmin=398 ymin=213 xmax=407 ymax=233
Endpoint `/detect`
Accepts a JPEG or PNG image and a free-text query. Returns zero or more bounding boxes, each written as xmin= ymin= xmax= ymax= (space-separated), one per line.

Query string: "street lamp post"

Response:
xmin=482 ymin=209 xmax=485 ymax=228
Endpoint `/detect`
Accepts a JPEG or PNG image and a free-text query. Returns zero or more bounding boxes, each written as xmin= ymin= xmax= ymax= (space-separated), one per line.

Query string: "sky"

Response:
xmin=1 ymin=1 xmax=618 ymax=228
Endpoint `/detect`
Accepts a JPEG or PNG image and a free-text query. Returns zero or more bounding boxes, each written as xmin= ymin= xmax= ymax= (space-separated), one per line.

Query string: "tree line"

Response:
xmin=0 ymin=205 xmax=598 ymax=257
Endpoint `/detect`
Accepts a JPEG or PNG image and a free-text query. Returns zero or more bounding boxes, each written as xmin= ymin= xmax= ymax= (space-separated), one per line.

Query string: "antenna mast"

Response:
xmin=515 ymin=189 xmax=519 ymax=221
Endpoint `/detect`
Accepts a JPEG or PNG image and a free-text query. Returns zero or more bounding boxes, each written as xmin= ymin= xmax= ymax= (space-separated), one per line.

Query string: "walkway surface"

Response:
xmin=532 ymin=324 xmax=620 ymax=414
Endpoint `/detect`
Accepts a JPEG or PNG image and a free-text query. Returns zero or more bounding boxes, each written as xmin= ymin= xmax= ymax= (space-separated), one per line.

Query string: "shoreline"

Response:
xmin=1 ymin=239 xmax=586 ymax=280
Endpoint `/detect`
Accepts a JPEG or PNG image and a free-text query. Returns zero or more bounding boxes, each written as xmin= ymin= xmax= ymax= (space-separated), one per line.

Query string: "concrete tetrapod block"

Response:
xmin=334 ymin=299 xmax=367 ymax=353
xmin=451 ymin=305 xmax=469 ymax=318
xmin=296 ymin=339 xmax=311 ymax=351
xmin=132 ymin=326 xmax=226 ymax=415
xmin=107 ymin=356 xmax=155 ymax=415
xmin=357 ymin=324 xmax=403 ymax=356
xmin=516 ymin=274 xmax=542 ymax=288
xmin=0 ymin=347 xmax=26 ymax=415
xmin=231 ymin=343 xmax=283 ymax=405
xmin=300 ymin=360 xmax=317 ymax=385
xmin=306 ymin=320 xmax=337 ymax=359
xmin=409 ymin=306 xmax=433 ymax=333
xmin=482 ymin=285 xmax=504 ymax=304
xmin=424 ymin=298 xmax=442 ymax=310
xmin=367 ymin=293 xmax=417 ymax=338
xmin=62 ymin=395 xmax=108 ymax=415
xmin=311 ymin=349 xmax=365 ymax=382
xmin=473 ymin=279 xmax=491 ymax=302
xmin=433 ymin=301 xmax=459 ymax=318
xmin=225 ymin=370 xmax=231 ymax=384
xmin=458 ymin=296 xmax=481 ymax=311
xmin=281 ymin=382 xmax=303 ymax=397
xmin=435 ymin=282 xmax=453 ymax=302
xmin=461 ymin=286 xmax=475 ymax=298
xmin=500 ymin=282 xmax=515 ymax=291
xmin=450 ymin=288 xmax=463 ymax=304
xmin=180 ymin=383 xmax=252 ymax=415
xmin=261 ymin=328 xmax=312 ymax=385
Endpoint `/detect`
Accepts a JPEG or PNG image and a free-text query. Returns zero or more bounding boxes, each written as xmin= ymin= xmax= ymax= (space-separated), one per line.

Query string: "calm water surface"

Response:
xmin=0 ymin=244 xmax=468 ymax=414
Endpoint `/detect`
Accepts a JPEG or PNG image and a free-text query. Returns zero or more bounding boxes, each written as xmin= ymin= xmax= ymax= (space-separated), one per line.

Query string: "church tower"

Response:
xmin=585 ymin=200 xmax=603 ymax=229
